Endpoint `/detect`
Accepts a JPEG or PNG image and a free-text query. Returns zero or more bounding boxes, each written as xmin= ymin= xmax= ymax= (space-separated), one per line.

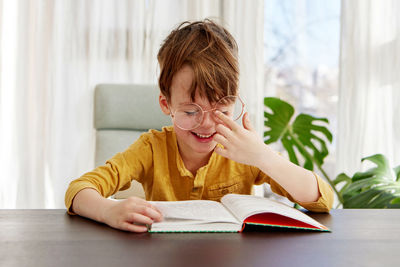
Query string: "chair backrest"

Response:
xmin=94 ymin=84 xmax=171 ymax=199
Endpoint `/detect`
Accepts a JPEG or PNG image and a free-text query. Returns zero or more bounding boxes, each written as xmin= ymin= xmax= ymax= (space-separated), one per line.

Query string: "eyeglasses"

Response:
xmin=169 ymin=95 xmax=245 ymax=130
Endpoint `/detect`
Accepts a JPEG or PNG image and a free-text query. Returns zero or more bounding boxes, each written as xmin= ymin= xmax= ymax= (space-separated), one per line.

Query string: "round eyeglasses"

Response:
xmin=169 ymin=95 xmax=245 ymax=130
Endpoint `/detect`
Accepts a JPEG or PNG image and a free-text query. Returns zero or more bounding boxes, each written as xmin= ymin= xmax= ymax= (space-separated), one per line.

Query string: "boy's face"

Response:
xmin=160 ymin=65 xmax=219 ymax=156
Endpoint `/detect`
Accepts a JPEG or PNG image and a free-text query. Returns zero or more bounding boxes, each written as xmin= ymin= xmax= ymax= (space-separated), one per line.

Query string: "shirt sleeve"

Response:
xmin=64 ymin=135 xmax=153 ymax=214
xmin=254 ymin=169 xmax=334 ymax=213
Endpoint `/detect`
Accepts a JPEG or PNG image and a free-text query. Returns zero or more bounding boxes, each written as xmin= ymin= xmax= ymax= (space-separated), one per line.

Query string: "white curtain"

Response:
xmin=222 ymin=0 xmax=265 ymax=137
xmin=337 ymin=0 xmax=400 ymax=175
xmin=0 ymin=0 xmax=264 ymax=208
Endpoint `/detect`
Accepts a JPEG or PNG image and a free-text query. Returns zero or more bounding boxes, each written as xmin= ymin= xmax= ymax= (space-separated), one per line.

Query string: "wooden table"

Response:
xmin=1 ymin=209 xmax=400 ymax=267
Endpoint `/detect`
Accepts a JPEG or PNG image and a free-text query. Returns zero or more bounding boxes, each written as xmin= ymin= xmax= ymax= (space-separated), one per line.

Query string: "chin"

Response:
xmin=191 ymin=142 xmax=217 ymax=154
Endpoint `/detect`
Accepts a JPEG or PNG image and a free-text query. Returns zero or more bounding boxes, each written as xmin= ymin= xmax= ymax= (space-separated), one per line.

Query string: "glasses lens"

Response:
xmin=215 ymin=96 xmax=244 ymax=121
xmin=173 ymin=104 xmax=202 ymax=130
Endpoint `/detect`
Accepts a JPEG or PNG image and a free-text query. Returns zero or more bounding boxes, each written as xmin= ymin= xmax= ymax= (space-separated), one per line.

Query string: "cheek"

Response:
xmin=173 ymin=124 xmax=191 ymax=138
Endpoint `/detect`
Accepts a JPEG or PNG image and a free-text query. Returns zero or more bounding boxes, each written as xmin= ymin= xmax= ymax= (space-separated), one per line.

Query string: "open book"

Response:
xmin=149 ymin=194 xmax=330 ymax=233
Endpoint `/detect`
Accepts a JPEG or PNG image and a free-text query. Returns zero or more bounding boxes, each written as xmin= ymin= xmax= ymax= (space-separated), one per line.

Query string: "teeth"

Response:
xmin=193 ymin=132 xmax=213 ymax=138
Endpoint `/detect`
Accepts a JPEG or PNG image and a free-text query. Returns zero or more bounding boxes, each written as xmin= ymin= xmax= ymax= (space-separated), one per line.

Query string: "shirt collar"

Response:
xmin=171 ymin=127 xmax=219 ymax=178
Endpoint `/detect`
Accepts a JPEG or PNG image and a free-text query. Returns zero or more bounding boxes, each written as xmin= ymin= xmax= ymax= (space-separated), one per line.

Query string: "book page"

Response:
xmin=149 ymin=200 xmax=239 ymax=224
xmin=221 ymin=194 xmax=324 ymax=228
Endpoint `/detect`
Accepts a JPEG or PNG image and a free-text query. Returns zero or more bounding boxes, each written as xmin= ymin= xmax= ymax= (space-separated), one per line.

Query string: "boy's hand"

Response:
xmin=213 ymin=111 xmax=267 ymax=167
xmin=102 ymin=197 xmax=163 ymax=233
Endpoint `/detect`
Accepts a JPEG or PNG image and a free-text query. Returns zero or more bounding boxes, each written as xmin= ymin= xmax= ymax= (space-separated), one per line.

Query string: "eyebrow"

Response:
xmin=175 ymin=97 xmax=219 ymax=108
xmin=178 ymin=101 xmax=193 ymax=106
xmin=176 ymin=101 xmax=197 ymax=108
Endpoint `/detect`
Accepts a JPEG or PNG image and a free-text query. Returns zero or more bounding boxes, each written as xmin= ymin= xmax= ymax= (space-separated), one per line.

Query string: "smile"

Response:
xmin=191 ymin=132 xmax=215 ymax=139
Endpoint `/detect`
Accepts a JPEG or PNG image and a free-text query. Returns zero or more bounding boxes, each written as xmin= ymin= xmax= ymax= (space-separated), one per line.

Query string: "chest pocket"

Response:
xmin=206 ymin=181 xmax=243 ymax=201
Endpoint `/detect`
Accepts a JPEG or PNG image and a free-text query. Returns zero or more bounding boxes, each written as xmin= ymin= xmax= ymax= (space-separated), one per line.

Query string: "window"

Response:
xmin=264 ymin=0 xmax=341 ymax=178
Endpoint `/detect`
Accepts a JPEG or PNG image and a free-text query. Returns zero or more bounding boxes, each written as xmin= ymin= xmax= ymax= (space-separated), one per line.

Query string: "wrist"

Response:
xmin=254 ymin=144 xmax=276 ymax=169
xmin=98 ymin=198 xmax=116 ymax=223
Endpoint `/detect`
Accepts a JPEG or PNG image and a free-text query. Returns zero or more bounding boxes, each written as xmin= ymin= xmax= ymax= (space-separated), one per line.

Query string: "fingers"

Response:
xmin=133 ymin=204 xmax=163 ymax=222
xmin=214 ymin=146 xmax=229 ymax=158
xmin=127 ymin=196 xmax=163 ymax=215
xmin=121 ymin=200 xmax=163 ymax=233
xmin=104 ymin=198 xmax=165 ymax=233
xmin=121 ymin=222 xmax=148 ymax=233
xmin=213 ymin=133 xmax=229 ymax=148
xmin=213 ymin=112 xmax=240 ymax=158
xmin=214 ymin=110 xmax=240 ymax=131
xmin=215 ymin=122 xmax=234 ymax=139
xmin=126 ymin=212 xmax=154 ymax=225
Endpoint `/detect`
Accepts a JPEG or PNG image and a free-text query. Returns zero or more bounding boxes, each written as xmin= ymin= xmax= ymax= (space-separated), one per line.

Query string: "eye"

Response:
xmin=216 ymin=108 xmax=230 ymax=115
xmin=184 ymin=111 xmax=198 ymax=116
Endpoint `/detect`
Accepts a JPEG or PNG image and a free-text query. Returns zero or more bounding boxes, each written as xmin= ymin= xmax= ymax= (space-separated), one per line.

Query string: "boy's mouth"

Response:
xmin=190 ymin=131 xmax=216 ymax=142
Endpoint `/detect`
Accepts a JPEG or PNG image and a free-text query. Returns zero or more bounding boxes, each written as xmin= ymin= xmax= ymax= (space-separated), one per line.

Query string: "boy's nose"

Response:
xmin=199 ymin=111 xmax=216 ymax=128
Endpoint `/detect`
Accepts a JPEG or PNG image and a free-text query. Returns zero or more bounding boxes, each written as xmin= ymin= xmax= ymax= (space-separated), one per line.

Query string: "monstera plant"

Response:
xmin=263 ymin=97 xmax=400 ymax=208
xmin=335 ymin=154 xmax=400 ymax=208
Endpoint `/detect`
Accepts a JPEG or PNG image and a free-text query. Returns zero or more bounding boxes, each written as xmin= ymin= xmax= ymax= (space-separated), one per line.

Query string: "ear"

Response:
xmin=159 ymin=93 xmax=170 ymax=115
xmin=242 ymin=112 xmax=254 ymax=132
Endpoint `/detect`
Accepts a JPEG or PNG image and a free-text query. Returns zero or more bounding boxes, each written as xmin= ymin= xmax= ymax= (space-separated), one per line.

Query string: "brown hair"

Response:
xmin=157 ymin=19 xmax=239 ymax=103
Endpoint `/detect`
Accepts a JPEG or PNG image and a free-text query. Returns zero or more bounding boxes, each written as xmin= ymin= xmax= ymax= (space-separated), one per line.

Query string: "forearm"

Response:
xmin=257 ymin=145 xmax=320 ymax=203
xmin=71 ymin=188 xmax=115 ymax=223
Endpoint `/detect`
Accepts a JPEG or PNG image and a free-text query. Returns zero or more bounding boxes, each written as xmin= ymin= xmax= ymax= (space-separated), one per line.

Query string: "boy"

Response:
xmin=65 ymin=19 xmax=333 ymax=232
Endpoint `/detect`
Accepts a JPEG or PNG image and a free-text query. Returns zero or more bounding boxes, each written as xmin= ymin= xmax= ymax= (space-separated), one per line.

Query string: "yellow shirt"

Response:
xmin=65 ymin=126 xmax=333 ymax=213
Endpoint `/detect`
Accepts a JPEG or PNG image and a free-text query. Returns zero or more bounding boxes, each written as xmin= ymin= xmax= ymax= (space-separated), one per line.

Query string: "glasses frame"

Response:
xmin=168 ymin=95 xmax=245 ymax=130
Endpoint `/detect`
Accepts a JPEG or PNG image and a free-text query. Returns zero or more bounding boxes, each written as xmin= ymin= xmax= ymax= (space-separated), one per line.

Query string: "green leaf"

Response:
xmin=344 ymin=186 xmax=400 ymax=209
xmin=264 ymin=97 xmax=332 ymax=170
xmin=368 ymin=190 xmax=400 ymax=208
xmin=333 ymin=173 xmax=351 ymax=185
xmin=343 ymin=188 xmax=382 ymax=208
xmin=389 ymin=197 xmax=400 ymax=208
xmin=292 ymin=114 xmax=332 ymax=165
xmin=394 ymin=165 xmax=400 ymax=181
xmin=281 ymin=133 xmax=299 ymax=165
xmin=341 ymin=154 xmax=400 ymax=208
xmin=353 ymin=154 xmax=394 ymax=181
xmin=343 ymin=177 xmax=385 ymax=198
xmin=263 ymin=98 xmax=294 ymax=144
xmin=333 ymin=173 xmax=352 ymax=195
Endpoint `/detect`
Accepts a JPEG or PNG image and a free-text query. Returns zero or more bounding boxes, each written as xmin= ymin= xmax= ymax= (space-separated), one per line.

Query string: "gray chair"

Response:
xmin=94 ymin=84 xmax=171 ymax=199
